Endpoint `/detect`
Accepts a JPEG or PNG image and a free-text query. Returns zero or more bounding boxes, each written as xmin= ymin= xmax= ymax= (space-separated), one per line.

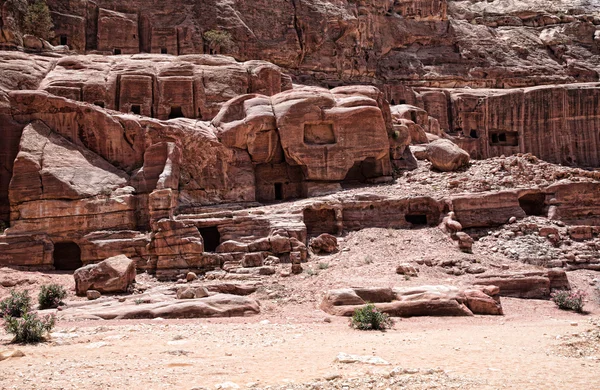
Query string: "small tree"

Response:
xmin=203 ymin=29 xmax=233 ymax=54
xmin=6 ymin=0 xmax=28 ymax=29
xmin=22 ymin=0 xmax=54 ymax=41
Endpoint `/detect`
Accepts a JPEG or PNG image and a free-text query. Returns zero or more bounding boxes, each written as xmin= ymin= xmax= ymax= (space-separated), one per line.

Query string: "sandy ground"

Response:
xmin=1 ymin=227 xmax=599 ymax=389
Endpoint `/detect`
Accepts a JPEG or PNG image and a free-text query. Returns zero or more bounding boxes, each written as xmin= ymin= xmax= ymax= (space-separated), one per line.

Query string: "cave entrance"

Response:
xmin=405 ymin=214 xmax=428 ymax=226
xmin=161 ymin=48 xmax=168 ymax=54
xmin=519 ymin=193 xmax=546 ymax=216
xmin=94 ymin=101 xmax=105 ymax=108
xmin=169 ymin=106 xmax=184 ymax=119
xmin=274 ymin=183 xmax=283 ymax=201
xmin=113 ymin=48 xmax=121 ymax=55
xmin=53 ymin=242 xmax=83 ymax=271
xmin=199 ymin=226 xmax=221 ymax=252
xmin=60 ymin=35 xmax=68 ymax=46
xmin=130 ymin=104 xmax=141 ymax=115
xmin=303 ymin=208 xmax=337 ymax=236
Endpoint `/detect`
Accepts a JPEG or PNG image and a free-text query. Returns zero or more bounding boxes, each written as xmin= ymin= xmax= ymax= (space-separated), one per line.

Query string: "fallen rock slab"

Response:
xmin=74 ymin=255 xmax=136 ymax=296
xmin=321 ymin=285 xmax=502 ymax=317
xmin=60 ymin=294 xmax=259 ymax=320
xmin=473 ymin=269 xmax=570 ymax=299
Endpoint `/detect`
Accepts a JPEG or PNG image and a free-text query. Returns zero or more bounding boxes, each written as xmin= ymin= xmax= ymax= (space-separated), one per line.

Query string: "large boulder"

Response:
xmin=425 ymin=139 xmax=470 ymax=172
xmin=74 ymin=255 xmax=136 ymax=295
xmin=310 ymin=233 xmax=338 ymax=254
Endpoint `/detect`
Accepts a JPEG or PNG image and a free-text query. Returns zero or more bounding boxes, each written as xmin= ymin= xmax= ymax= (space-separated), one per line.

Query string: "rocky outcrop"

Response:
xmin=213 ymin=85 xmax=394 ymax=199
xmin=73 ymin=255 xmax=136 ymax=295
xmin=321 ymin=285 xmax=503 ymax=317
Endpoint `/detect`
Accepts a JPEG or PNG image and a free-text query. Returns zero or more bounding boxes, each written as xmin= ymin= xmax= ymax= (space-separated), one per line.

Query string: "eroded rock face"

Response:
xmin=321 ymin=285 xmax=503 ymax=317
xmin=37 ymin=54 xmax=289 ymax=121
xmin=73 ymin=255 xmax=136 ymax=295
xmin=4 ymin=0 xmax=590 ymax=89
xmin=213 ymin=86 xmax=393 ymax=194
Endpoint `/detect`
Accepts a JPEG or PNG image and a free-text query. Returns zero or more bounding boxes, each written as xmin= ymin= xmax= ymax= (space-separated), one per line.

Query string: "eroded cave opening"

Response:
xmin=518 ymin=193 xmax=546 ymax=216
xmin=303 ymin=208 xmax=337 ymax=236
xmin=130 ymin=104 xmax=141 ymax=115
xmin=405 ymin=214 xmax=428 ymax=226
xmin=53 ymin=242 xmax=83 ymax=271
xmin=199 ymin=226 xmax=221 ymax=252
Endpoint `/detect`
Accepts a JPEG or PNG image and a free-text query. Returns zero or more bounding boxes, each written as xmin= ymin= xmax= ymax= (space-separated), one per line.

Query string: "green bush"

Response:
xmin=0 ymin=290 xmax=32 ymax=318
xmin=3 ymin=311 xmax=55 ymax=343
xmin=38 ymin=284 xmax=67 ymax=309
xmin=23 ymin=0 xmax=54 ymax=41
xmin=551 ymin=290 xmax=586 ymax=313
xmin=350 ymin=303 xmax=394 ymax=331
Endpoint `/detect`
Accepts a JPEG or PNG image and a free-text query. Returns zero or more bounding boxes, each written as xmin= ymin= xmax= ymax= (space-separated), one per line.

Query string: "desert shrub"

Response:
xmin=551 ymin=289 xmax=586 ymax=313
xmin=0 ymin=290 xmax=32 ymax=318
xmin=350 ymin=303 xmax=394 ymax=331
xmin=305 ymin=268 xmax=318 ymax=276
xmin=203 ymin=29 xmax=233 ymax=53
xmin=3 ymin=311 xmax=55 ymax=343
xmin=22 ymin=0 xmax=54 ymax=40
xmin=38 ymin=284 xmax=67 ymax=309
xmin=318 ymin=262 xmax=329 ymax=270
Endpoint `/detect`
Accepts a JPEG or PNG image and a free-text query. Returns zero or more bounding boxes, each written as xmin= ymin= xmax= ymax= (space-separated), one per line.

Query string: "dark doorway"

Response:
xmin=390 ymin=99 xmax=396 ymax=105
xmin=113 ymin=48 xmax=121 ymax=55
xmin=131 ymin=104 xmax=141 ymax=115
xmin=399 ymin=99 xmax=407 ymax=104
xmin=274 ymin=183 xmax=283 ymax=200
xmin=199 ymin=226 xmax=221 ymax=252
xmin=519 ymin=193 xmax=546 ymax=216
xmin=405 ymin=214 xmax=428 ymax=225
xmin=53 ymin=242 xmax=83 ymax=271
xmin=60 ymin=35 xmax=68 ymax=45
xmin=94 ymin=101 xmax=105 ymax=108
xmin=161 ymin=48 xmax=168 ymax=54
xmin=169 ymin=106 xmax=184 ymax=119
xmin=470 ymin=130 xmax=478 ymax=138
